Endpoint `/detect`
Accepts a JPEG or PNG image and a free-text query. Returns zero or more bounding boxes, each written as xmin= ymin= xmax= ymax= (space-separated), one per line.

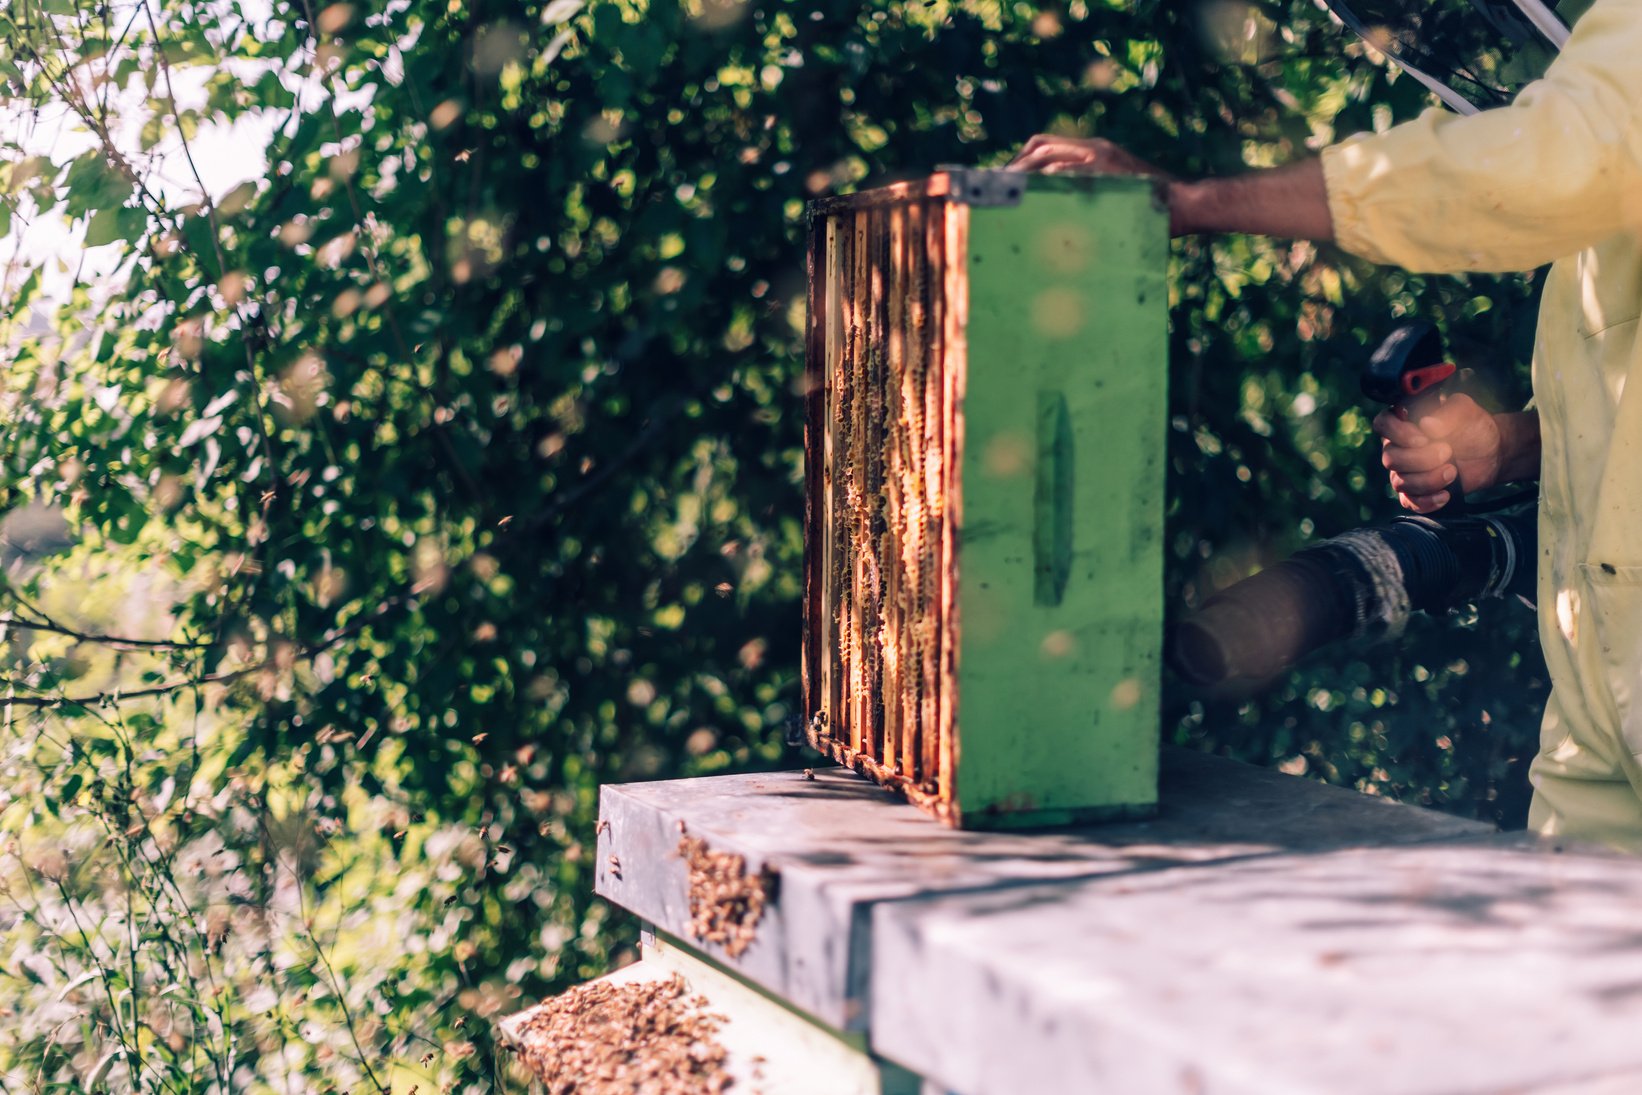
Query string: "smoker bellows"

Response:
xmin=802 ymin=169 xmax=1168 ymax=828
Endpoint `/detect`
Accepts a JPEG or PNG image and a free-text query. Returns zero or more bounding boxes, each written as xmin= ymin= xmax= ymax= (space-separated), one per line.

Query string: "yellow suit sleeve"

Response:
xmin=1321 ymin=0 xmax=1642 ymax=274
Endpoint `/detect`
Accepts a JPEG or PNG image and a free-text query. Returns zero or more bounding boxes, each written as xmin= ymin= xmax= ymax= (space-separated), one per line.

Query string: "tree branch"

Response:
xmin=1 ymin=613 xmax=210 ymax=651
xmin=0 ymin=594 xmax=411 ymax=709
xmin=1 ymin=587 xmax=210 ymax=650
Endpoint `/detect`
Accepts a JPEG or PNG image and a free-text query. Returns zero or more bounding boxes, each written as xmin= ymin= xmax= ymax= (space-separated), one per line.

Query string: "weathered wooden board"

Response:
xmin=871 ymin=833 xmax=1642 ymax=1095
xmin=594 ymin=749 xmax=1490 ymax=1034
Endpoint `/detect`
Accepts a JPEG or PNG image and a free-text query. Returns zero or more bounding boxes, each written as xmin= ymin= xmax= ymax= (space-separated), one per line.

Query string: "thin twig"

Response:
xmin=0 ymin=605 xmax=209 ymax=651
xmin=0 ymin=593 xmax=410 ymax=709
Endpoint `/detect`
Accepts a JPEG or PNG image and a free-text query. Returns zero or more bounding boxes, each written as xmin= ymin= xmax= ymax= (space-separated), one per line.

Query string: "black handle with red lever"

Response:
xmin=1362 ymin=321 xmax=1466 ymax=517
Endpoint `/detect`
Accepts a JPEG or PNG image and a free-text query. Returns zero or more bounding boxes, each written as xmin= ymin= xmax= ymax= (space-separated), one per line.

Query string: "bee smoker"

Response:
xmin=1168 ymin=322 xmax=1534 ymax=689
xmin=1167 ymin=507 xmax=1536 ymax=688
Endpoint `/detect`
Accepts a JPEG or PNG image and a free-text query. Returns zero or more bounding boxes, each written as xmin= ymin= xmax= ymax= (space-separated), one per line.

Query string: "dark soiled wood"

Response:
xmin=883 ymin=201 xmax=907 ymax=775
xmin=822 ymin=215 xmax=844 ymax=745
xmin=853 ymin=211 xmax=880 ymax=761
xmin=833 ymin=212 xmax=856 ymax=753
xmin=810 ymin=735 xmax=957 ymax=826
xmin=922 ymin=198 xmax=947 ymax=794
xmin=899 ymin=198 xmax=927 ymax=782
xmin=802 ymin=214 xmax=824 ymax=725
xmin=865 ymin=204 xmax=888 ymax=765
xmin=805 ymin=173 xmax=957 ymax=219
xmin=937 ymin=199 xmax=967 ymax=801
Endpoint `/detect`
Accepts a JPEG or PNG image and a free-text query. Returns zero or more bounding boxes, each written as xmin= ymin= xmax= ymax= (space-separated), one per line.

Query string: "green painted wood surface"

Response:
xmin=952 ymin=175 xmax=1168 ymax=826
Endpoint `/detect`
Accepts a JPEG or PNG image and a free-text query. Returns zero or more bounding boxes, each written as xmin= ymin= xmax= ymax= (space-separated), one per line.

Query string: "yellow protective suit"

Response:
xmin=1318 ymin=0 xmax=1642 ymax=842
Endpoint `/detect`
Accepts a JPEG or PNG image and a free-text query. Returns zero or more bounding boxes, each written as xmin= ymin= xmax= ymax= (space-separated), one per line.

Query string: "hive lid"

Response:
xmin=592 ymin=749 xmax=1491 ymax=1033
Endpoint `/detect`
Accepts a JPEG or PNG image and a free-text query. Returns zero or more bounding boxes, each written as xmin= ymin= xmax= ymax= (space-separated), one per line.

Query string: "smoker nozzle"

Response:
xmin=1170 ymin=554 xmax=1355 ymax=686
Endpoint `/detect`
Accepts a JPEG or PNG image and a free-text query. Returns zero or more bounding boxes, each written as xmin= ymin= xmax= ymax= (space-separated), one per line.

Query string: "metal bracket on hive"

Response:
xmin=936 ymin=166 xmax=1027 ymax=207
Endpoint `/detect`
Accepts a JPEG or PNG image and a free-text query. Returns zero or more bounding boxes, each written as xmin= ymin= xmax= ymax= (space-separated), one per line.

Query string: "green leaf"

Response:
xmin=217 ymin=181 xmax=259 ymax=216
xmin=61 ymin=153 xmax=134 ymax=219
xmin=83 ymin=205 xmax=146 ymax=248
xmin=181 ymin=213 xmax=220 ymax=263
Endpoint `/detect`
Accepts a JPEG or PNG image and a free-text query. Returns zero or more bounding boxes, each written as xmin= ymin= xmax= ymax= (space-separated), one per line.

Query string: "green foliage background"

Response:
xmin=0 ymin=0 xmax=1543 ymax=1088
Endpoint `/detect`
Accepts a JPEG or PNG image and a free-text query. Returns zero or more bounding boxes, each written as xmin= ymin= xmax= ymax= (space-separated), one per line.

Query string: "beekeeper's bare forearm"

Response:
xmin=1169 ymin=160 xmax=1334 ymax=241
xmin=1497 ymin=410 xmax=1542 ymax=484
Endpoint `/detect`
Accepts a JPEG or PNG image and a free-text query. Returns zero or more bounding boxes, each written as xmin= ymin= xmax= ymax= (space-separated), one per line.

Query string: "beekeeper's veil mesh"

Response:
xmin=1320 ymin=0 xmax=1573 ymax=113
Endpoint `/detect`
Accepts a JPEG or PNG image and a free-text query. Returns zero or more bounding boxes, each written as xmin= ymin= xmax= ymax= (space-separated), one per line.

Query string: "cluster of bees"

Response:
xmin=677 ymin=829 xmax=779 ymax=959
xmin=505 ymin=974 xmax=732 ymax=1094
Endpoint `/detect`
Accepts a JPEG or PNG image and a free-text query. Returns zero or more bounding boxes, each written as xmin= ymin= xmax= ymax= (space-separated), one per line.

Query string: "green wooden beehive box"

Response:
xmin=801 ymin=169 xmax=1168 ymax=828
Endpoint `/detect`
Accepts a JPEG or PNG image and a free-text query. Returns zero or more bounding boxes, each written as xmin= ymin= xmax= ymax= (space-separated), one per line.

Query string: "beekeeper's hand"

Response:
xmin=1009 ymin=135 xmax=1176 ymax=183
xmin=1008 ymin=135 xmax=1334 ymax=241
xmin=1373 ymin=399 xmax=1541 ymax=513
